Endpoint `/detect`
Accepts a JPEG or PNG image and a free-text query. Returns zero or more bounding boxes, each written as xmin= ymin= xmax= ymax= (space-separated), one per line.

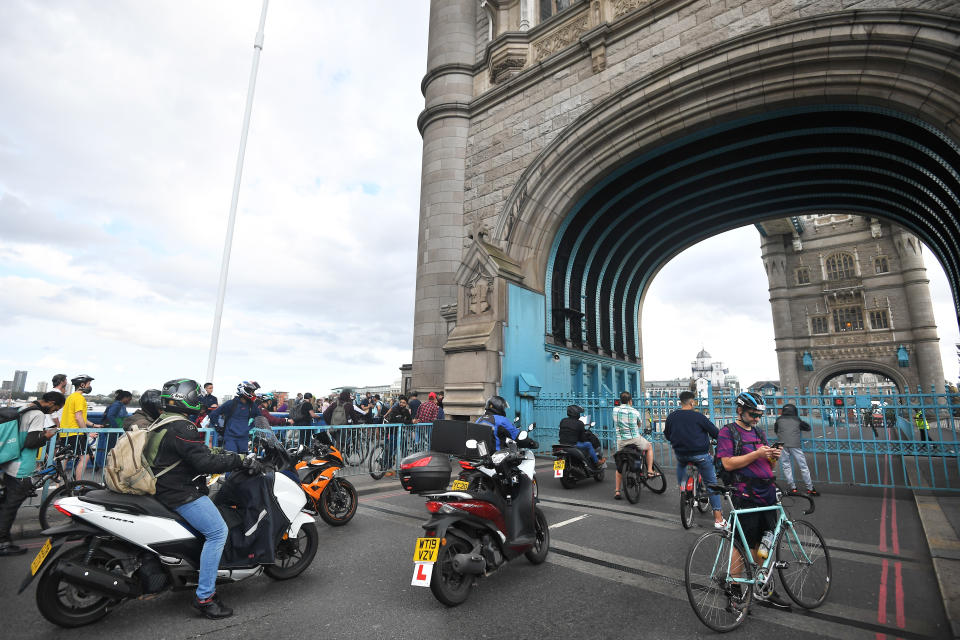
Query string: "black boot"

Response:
xmin=0 ymin=541 xmax=26 ymax=556
xmin=192 ymin=593 xmax=233 ymax=619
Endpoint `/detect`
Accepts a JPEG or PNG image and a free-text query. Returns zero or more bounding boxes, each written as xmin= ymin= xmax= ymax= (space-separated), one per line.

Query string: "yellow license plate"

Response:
xmin=451 ymin=480 xmax=469 ymax=491
xmin=553 ymin=460 xmax=565 ymax=471
xmin=31 ymin=538 xmax=52 ymax=576
xmin=414 ymin=537 xmax=440 ymax=563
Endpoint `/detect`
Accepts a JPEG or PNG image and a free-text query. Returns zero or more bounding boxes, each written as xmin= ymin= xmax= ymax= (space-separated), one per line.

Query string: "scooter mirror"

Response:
xmin=518 ymin=431 xmax=528 ymax=441
xmin=465 ymin=438 xmax=478 ymax=449
xmin=514 ymin=416 xmax=520 ymax=422
xmin=477 ymin=441 xmax=489 ymax=457
xmin=590 ymin=421 xmax=596 ymax=427
xmin=528 ymin=422 xmax=535 ymax=431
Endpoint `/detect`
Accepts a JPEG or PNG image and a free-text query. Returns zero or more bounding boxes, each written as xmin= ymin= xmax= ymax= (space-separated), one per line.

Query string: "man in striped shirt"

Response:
xmin=612 ymin=391 xmax=656 ymax=499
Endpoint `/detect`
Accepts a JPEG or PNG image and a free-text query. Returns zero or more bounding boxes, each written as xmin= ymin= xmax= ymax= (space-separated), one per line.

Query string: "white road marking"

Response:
xmin=551 ymin=514 xmax=590 ymax=529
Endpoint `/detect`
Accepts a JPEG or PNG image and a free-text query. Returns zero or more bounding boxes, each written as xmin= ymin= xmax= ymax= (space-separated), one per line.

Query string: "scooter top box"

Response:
xmin=429 ymin=419 xmax=495 ymax=458
xmin=399 ymin=451 xmax=452 ymax=493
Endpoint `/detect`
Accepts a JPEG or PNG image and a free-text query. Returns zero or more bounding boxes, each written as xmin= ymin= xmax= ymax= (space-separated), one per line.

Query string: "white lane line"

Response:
xmin=551 ymin=514 xmax=590 ymax=529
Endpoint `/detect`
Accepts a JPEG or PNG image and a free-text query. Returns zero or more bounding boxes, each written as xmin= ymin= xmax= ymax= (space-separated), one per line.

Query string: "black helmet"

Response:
xmin=71 ymin=374 xmax=94 ymax=387
xmin=735 ymin=391 xmax=765 ymax=412
xmin=161 ymin=379 xmax=203 ymax=416
xmin=484 ymin=395 xmax=508 ymax=417
xmin=566 ymin=404 xmax=584 ymax=418
xmin=139 ymin=389 xmax=162 ymax=419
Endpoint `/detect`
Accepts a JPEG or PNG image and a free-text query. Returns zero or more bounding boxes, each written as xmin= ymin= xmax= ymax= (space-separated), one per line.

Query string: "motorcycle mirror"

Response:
xmin=528 ymin=422 xmax=535 ymax=431
xmin=514 ymin=416 xmax=520 ymax=422
xmin=518 ymin=431 xmax=528 ymax=441
xmin=590 ymin=421 xmax=596 ymax=427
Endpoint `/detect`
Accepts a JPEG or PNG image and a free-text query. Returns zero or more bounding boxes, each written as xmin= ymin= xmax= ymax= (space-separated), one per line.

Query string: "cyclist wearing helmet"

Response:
xmin=718 ymin=391 xmax=789 ymax=609
xmin=151 ymin=379 xmax=256 ymax=619
xmin=255 ymin=392 xmax=293 ymax=427
xmin=122 ymin=389 xmax=162 ymax=430
xmin=207 ymin=381 xmax=263 ymax=454
xmin=60 ymin=374 xmax=101 ymax=481
xmin=558 ymin=404 xmax=603 ymax=468
xmin=475 ymin=395 xmax=519 ymax=450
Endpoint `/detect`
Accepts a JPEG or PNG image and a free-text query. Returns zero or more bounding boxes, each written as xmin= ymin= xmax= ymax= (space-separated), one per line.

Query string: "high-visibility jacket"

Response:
xmin=914 ymin=412 xmax=929 ymax=430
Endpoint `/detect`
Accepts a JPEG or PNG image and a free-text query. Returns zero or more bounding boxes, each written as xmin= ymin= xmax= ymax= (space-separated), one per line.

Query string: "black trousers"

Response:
xmin=0 ymin=474 xmax=33 ymax=542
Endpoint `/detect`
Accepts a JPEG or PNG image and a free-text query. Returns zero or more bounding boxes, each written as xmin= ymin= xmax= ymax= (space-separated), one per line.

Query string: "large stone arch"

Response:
xmin=492 ymin=9 xmax=960 ymax=358
xmin=809 ymin=361 xmax=909 ymax=395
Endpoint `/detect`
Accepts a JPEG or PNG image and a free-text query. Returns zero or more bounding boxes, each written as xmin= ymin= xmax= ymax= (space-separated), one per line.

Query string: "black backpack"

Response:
xmin=713 ymin=424 xmax=767 ymax=485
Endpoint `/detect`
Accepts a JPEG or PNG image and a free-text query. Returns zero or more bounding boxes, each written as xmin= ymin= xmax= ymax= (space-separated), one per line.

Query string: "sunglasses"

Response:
xmin=744 ymin=411 xmax=763 ymax=419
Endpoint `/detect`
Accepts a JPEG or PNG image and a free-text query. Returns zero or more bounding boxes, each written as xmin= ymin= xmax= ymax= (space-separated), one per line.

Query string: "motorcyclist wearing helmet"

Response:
xmin=60 ymin=374 xmax=102 ymax=481
xmin=151 ymin=379 xmax=258 ymax=619
xmin=475 ymin=395 xmax=520 ymax=450
xmin=558 ymin=404 xmax=603 ymax=467
xmin=718 ymin=391 xmax=790 ymax=609
xmin=207 ymin=381 xmax=263 ymax=453
xmin=121 ymin=389 xmax=162 ymax=431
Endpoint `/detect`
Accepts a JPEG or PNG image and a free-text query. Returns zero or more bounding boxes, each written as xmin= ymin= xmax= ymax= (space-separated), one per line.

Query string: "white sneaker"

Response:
xmin=714 ymin=519 xmax=728 ymax=530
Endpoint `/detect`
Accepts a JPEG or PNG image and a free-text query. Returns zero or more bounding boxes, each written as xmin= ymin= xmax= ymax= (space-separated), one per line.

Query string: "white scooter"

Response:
xmin=19 ymin=428 xmax=317 ymax=628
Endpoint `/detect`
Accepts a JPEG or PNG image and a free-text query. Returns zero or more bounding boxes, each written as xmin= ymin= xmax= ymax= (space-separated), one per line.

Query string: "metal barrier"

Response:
xmin=529 ymin=388 xmax=960 ymax=492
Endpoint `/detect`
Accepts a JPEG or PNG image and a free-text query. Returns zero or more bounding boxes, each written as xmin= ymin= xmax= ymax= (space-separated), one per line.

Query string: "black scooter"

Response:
xmin=552 ymin=421 xmax=605 ymax=488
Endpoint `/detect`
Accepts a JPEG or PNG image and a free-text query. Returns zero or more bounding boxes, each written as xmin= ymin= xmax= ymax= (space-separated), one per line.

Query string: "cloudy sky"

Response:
xmin=1 ymin=1 xmax=957 ymax=399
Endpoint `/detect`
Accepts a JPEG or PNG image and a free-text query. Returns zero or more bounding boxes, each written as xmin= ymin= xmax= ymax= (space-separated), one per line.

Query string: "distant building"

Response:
xmin=691 ymin=349 xmax=740 ymax=398
xmin=36 ymin=381 xmax=48 ymax=393
xmin=1 ymin=381 xmax=11 ymax=391
xmin=13 ymin=370 xmax=27 ymax=393
xmin=748 ymin=380 xmax=781 ymax=396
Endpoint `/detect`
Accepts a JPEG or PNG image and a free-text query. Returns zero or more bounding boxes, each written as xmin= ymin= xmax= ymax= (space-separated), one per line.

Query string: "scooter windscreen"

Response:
xmin=250 ymin=424 xmax=293 ymax=471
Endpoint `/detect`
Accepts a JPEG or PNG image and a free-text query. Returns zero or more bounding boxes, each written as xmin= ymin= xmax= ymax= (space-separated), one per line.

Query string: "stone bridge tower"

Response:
xmin=758 ymin=215 xmax=945 ymax=393
xmin=412 ymin=0 xmax=960 ymax=418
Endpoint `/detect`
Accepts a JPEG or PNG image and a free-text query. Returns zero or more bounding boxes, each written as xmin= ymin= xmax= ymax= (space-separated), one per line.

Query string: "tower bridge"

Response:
xmin=411 ymin=0 xmax=960 ymax=418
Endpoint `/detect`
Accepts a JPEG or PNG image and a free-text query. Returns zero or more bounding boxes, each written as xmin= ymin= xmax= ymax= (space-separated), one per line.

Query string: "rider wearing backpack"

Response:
xmin=717 ymin=391 xmax=790 ymax=609
xmin=0 ymin=391 xmax=65 ymax=556
xmin=151 ymin=379 xmax=259 ymax=619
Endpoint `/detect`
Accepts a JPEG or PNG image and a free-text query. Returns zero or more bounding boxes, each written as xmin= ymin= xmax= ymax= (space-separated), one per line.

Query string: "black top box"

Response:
xmin=429 ymin=419 xmax=496 ymax=458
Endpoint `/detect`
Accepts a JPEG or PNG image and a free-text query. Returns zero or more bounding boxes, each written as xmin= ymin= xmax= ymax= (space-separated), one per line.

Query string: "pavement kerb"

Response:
xmin=904 ymin=457 xmax=960 ymax=639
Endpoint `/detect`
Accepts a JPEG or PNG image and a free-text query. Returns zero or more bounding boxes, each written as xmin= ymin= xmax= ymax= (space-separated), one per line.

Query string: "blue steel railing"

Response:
xmin=528 ymin=387 xmax=960 ymax=492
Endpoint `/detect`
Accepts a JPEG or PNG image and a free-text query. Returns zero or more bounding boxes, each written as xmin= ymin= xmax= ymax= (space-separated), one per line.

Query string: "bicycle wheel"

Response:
xmin=622 ymin=466 xmax=641 ymax=503
xmin=685 ymin=530 xmax=753 ymax=632
xmin=642 ymin=461 xmax=666 ymax=494
xmin=39 ymin=481 xmax=102 ymax=530
xmin=680 ymin=491 xmax=695 ymax=529
xmin=368 ymin=443 xmax=387 ymax=480
xmin=776 ymin=519 xmax=831 ymax=608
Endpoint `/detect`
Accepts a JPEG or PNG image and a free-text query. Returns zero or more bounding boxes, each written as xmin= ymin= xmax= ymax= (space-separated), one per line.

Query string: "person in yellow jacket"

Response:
xmin=914 ymin=408 xmax=930 ymax=442
xmin=60 ymin=374 xmax=102 ymax=480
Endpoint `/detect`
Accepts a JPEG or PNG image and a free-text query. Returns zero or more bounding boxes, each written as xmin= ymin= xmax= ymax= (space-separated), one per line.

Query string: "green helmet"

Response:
xmin=160 ymin=379 xmax=203 ymax=416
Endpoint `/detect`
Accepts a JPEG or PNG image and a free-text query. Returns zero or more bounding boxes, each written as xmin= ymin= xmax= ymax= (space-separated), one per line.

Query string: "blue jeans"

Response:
xmin=223 ymin=435 xmax=248 ymax=454
xmin=675 ymin=453 xmax=722 ymax=512
xmin=175 ymin=496 xmax=228 ymax=600
xmin=575 ymin=441 xmax=598 ymax=465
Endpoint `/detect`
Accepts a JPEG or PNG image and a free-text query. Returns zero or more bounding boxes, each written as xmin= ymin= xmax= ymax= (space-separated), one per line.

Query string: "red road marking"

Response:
xmin=875 ymin=455 xmax=906 ymax=639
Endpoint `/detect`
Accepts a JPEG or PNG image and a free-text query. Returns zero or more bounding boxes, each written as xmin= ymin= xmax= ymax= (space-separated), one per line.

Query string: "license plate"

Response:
xmin=413 ymin=537 xmax=440 ymax=563
xmin=554 ymin=459 xmax=565 ymax=478
xmin=451 ymin=480 xmax=469 ymax=491
xmin=31 ymin=539 xmax=52 ymax=576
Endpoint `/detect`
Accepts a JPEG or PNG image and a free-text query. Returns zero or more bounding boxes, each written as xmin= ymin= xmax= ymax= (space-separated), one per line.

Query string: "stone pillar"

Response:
xmin=412 ymin=0 xmax=476 ymax=393
xmin=894 ymin=227 xmax=945 ymax=392
xmin=762 ymin=235 xmax=801 ymax=393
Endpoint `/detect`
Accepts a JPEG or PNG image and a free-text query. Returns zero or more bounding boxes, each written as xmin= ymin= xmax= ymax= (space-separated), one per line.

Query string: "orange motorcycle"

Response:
xmin=293 ymin=440 xmax=358 ymax=526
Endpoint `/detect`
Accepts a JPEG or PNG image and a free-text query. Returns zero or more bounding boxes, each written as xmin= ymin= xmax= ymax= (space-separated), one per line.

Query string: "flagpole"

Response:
xmin=206 ymin=0 xmax=269 ymax=383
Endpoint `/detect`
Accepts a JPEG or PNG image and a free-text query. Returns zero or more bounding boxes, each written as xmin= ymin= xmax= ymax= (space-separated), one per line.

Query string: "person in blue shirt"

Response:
xmin=475 ymin=395 xmax=519 ymax=450
xmin=96 ymin=389 xmax=132 ymax=469
xmin=207 ymin=381 xmax=262 ymax=453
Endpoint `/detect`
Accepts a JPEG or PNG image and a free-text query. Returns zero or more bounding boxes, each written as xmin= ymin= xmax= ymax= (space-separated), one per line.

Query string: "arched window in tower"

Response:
xmin=796 ymin=267 xmax=810 ymax=285
xmin=825 ymin=252 xmax=856 ymax=280
xmin=875 ymin=256 xmax=889 ymax=274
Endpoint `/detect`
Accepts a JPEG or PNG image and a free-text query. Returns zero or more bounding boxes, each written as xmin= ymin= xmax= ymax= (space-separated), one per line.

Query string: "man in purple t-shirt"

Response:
xmin=717 ymin=391 xmax=790 ymax=609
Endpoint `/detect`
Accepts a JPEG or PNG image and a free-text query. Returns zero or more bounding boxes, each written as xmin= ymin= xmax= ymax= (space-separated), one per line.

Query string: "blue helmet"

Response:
xmin=735 ymin=391 xmax=765 ymax=412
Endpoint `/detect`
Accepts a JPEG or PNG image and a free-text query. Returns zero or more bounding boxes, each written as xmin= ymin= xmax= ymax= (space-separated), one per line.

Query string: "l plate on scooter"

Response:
xmin=553 ymin=459 xmax=565 ymax=477
xmin=414 ymin=537 xmax=440 ymax=563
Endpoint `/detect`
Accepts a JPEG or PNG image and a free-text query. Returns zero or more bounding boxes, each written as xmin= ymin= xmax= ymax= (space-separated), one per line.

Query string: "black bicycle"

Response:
xmin=31 ymin=445 xmax=103 ymax=530
xmin=680 ymin=462 xmax=711 ymax=528
xmin=616 ymin=442 xmax=666 ymax=503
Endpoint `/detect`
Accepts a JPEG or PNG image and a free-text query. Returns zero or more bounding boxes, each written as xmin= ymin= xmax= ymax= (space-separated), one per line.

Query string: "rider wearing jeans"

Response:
xmin=558 ymin=404 xmax=601 ymax=466
xmin=152 ymin=379 xmax=256 ymax=620
xmin=664 ymin=390 xmax=724 ymax=528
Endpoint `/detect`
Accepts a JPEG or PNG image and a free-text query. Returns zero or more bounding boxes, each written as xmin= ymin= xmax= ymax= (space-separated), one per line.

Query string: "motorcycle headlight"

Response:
xmin=491 ymin=451 xmax=509 ymax=465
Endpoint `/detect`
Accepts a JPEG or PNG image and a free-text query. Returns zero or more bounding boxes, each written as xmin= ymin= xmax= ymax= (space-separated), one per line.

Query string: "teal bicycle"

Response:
xmin=684 ymin=482 xmax=831 ymax=632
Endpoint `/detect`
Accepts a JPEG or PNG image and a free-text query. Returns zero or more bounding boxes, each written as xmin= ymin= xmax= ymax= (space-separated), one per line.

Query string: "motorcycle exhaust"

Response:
xmin=452 ymin=553 xmax=486 ymax=575
xmin=58 ymin=561 xmax=140 ymax=599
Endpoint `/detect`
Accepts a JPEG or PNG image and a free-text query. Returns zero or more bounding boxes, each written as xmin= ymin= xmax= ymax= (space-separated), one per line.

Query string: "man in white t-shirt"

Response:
xmin=43 ymin=373 xmax=68 ymax=430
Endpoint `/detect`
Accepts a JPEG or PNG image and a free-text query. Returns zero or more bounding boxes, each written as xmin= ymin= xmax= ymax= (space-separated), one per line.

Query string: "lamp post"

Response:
xmin=206 ymin=0 xmax=270 ymax=383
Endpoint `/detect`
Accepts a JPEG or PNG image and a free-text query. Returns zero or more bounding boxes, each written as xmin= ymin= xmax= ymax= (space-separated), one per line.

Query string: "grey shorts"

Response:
xmin=617 ymin=435 xmax=650 ymax=452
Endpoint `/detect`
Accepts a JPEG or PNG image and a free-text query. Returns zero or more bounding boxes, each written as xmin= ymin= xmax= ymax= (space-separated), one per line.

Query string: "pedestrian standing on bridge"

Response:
xmin=914 ymin=408 xmax=930 ymax=442
xmin=773 ymin=404 xmax=818 ymax=497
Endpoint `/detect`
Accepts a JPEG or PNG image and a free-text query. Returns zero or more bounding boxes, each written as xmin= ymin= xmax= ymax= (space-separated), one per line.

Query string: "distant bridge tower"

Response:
xmin=758 ymin=215 xmax=945 ymax=393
